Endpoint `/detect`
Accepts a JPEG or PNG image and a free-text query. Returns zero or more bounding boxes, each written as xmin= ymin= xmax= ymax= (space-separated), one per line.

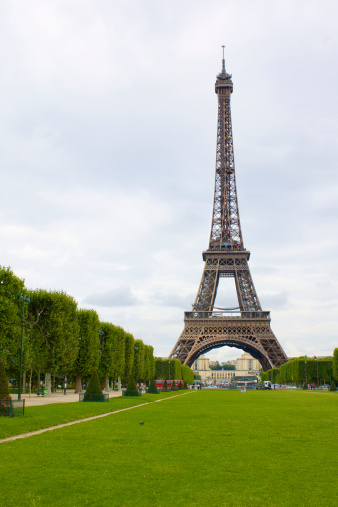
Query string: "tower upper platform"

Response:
xmin=215 ymin=55 xmax=233 ymax=93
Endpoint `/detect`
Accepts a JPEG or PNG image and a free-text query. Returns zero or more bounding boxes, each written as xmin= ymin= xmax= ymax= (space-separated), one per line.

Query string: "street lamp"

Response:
xmin=17 ymin=294 xmax=30 ymax=401
xmin=134 ymin=345 xmax=139 ymax=385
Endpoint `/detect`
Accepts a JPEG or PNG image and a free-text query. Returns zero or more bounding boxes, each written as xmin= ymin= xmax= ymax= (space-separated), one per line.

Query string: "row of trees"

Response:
xmin=1 ymin=266 xmax=186 ymax=393
xmin=154 ymin=358 xmax=194 ymax=385
xmin=261 ymin=354 xmax=338 ymax=386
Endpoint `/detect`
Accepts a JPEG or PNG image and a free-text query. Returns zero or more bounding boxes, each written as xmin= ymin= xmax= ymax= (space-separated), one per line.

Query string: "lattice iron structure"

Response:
xmin=169 ymin=53 xmax=288 ymax=371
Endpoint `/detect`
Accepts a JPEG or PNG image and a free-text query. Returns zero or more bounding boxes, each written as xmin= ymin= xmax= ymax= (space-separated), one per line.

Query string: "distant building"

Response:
xmin=192 ymin=352 xmax=261 ymax=385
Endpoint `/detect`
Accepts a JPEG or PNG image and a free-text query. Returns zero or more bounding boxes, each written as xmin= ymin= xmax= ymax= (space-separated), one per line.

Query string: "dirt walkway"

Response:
xmin=17 ymin=390 xmax=122 ymax=407
xmin=0 ymin=392 xmax=192 ymax=445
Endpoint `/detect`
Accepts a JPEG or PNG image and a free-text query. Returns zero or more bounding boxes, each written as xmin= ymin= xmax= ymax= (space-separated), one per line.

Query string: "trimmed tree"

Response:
xmin=125 ymin=378 xmax=139 ymax=396
xmin=330 ymin=380 xmax=336 ymax=392
xmin=75 ymin=309 xmax=100 ymax=393
xmin=147 ymin=378 xmax=158 ymax=394
xmin=163 ymin=379 xmax=169 ymax=392
xmin=333 ymin=348 xmax=338 ymax=383
xmin=84 ymin=371 xmax=103 ymax=401
xmin=171 ymin=380 xmax=176 ymax=391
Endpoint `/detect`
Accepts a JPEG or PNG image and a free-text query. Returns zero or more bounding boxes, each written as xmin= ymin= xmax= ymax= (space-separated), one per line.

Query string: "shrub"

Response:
xmin=125 ymin=378 xmax=140 ymax=397
xmin=162 ymin=379 xmax=169 ymax=392
xmin=147 ymin=379 xmax=158 ymax=394
xmin=183 ymin=381 xmax=188 ymax=390
xmin=330 ymin=380 xmax=336 ymax=392
xmin=84 ymin=371 xmax=104 ymax=401
xmin=171 ymin=380 xmax=177 ymax=391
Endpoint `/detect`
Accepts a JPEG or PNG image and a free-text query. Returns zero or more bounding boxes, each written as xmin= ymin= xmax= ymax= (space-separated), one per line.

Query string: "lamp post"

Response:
xmin=17 ymin=294 xmax=30 ymax=401
xmin=134 ymin=345 xmax=139 ymax=385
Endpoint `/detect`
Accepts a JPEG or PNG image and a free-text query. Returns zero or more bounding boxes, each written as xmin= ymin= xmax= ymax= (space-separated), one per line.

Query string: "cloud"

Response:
xmin=0 ymin=0 xmax=337 ymax=361
xmin=83 ymin=287 xmax=140 ymax=308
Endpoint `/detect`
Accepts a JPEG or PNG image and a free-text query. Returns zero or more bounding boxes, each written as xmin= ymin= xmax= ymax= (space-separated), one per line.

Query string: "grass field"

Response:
xmin=1 ymin=390 xmax=337 ymax=506
xmin=0 ymin=391 xmax=181 ymax=440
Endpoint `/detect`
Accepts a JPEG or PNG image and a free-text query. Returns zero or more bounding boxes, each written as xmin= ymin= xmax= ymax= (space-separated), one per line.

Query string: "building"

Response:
xmin=192 ymin=352 xmax=261 ymax=385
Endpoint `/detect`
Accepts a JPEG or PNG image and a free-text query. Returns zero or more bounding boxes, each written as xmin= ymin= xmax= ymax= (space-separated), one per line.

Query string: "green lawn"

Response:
xmin=1 ymin=390 xmax=337 ymax=506
xmin=0 ymin=391 xmax=183 ymax=440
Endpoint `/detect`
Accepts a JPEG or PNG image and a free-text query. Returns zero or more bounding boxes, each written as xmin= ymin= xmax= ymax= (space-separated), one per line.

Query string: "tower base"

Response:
xmin=170 ymin=311 xmax=288 ymax=371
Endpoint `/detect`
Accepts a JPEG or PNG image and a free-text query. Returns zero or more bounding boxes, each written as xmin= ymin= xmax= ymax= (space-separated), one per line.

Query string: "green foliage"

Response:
xmin=162 ymin=379 xmax=169 ymax=392
xmin=133 ymin=339 xmax=145 ymax=383
xmin=181 ymin=364 xmax=194 ymax=384
xmin=99 ymin=323 xmax=126 ymax=383
xmin=280 ymin=358 xmax=333 ymax=385
xmin=0 ymin=266 xmax=25 ymax=373
xmin=333 ymin=348 xmax=338 ymax=382
xmin=209 ymin=363 xmax=236 ymax=371
xmin=143 ymin=345 xmax=155 ymax=382
xmin=125 ymin=377 xmax=139 ymax=396
xmin=330 ymin=380 xmax=336 ymax=392
xmin=171 ymin=380 xmax=176 ymax=391
xmin=147 ymin=378 xmax=158 ymax=394
xmin=27 ymin=289 xmax=80 ymax=374
xmin=0 ymin=358 xmax=11 ymax=401
xmin=75 ymin=309 xmax=100 ymax=377
xmin=183 ymin=381 xmax=188 ymax=389
xmin=123 ymin=332 xmax=134 ymax=384
xmin=85 ymin=371 xmax=103 ymax=395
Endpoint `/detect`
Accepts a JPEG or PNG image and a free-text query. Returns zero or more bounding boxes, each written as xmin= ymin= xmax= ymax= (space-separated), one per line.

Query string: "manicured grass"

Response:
xmin=1 ymin=390 xmax=337 ymax=506
xmin=0 ymin=391 xmax=185 ymax=440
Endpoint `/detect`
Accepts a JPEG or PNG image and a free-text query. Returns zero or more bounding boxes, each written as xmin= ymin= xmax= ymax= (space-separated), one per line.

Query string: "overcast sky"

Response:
xmin=1 ymin=0 xmax=337 ymax=363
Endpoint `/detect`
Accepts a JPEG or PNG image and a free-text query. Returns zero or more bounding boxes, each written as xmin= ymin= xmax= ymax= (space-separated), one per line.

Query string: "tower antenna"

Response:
xmin=222 ymin=45 xmax=225 ymax=72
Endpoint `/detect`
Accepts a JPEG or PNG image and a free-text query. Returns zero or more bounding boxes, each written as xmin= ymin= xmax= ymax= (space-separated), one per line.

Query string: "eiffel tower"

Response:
xmin=169 ymin=50 xmax=288 ymax=371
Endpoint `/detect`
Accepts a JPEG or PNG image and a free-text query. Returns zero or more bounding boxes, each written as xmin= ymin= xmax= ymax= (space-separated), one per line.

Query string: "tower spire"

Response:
xmin=222 ymin=45 xmax=225 ymax=73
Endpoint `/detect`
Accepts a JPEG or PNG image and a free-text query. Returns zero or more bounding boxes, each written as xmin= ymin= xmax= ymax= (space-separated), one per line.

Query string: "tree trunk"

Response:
xmin=37 ymin=369 xmax=40 ymax=390
xmin=29 ymin=369 xmax=32 ymax=398
xmin=104 ymin=377 xmax=109 ymax=392
xmin=117 ymin=376 xmax=122 ymax=392
xmin=52 ymin=373 xmax=56 ymax=393
xmin=22 ymin=371 xmax=26 ymax=394
xmin=74 ymin=373 xmax=82 ymax=393
xmin=45 ymin=372 xmax=51 ymax=395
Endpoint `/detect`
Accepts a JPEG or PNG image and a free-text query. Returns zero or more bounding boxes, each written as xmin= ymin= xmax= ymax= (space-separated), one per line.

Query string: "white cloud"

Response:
xmin=1 ymin=0 xmax=337 ymax=361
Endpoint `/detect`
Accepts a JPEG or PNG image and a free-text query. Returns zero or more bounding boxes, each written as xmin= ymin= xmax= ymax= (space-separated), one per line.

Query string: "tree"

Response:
xmin=143 ymin=345 xmax=155 ymax=383
xmin=74 ymin=309 xmax=100 ymax=393
xmin=84 ymin=371 xmax=103 ymax=401
xmin=333 ymin=348 xmax=338 ymax=382
xmin=222 ymin=364 xmax=236 ymax=370
xmin=0 ymin=358 xmax=11 ymax=401
xmin=99 ymin=323 xmax=126 ymax=390
xmin=123 ymin=332 xmax=134 ymax=384
xmin=147 ymin=378 xmax=158 ymax=394
xmin=133 ymin=339 xmax=145 ymax=383
xmin=125 ymin=377 xmax=139 ymax=396
xmin=27 ymin=289 xmax=80 ymax=394
xmin=0 ymin=266 xmax=25 ymax=373
xmin=0 ymin=357 xmax=11 ymax=416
